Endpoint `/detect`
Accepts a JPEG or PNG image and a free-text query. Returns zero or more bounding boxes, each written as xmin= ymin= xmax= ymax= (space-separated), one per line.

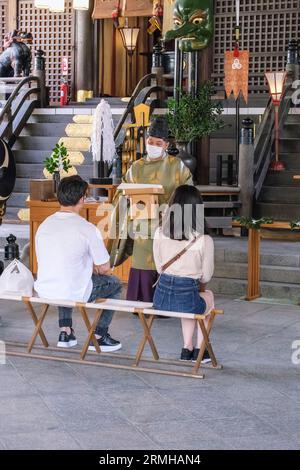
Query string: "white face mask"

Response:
xmin=146 ymin=144 xmax=165 ymax=160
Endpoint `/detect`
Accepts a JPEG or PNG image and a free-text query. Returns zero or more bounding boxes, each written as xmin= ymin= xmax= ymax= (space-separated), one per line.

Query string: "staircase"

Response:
xmin=255 ymin=112 xmax=300 ymax=221
xmin=209 ymin=237 xmax=300 ymax=303
xmin=5 ymin=111 xmax=93 ymax=220
xmin=5 ymin=101 xmax=126 ymax=221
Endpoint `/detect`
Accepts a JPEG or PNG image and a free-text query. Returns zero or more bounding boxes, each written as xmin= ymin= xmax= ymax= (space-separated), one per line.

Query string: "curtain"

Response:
xmin=98 ymin=17 xmax=153 ymax=97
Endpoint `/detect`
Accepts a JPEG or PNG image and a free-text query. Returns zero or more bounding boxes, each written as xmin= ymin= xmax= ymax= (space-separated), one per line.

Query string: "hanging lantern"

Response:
xmin=118 ymin=27 xmax=140 ymax=55
xmin=49 ymin=0 xmax=65 ymax=12
xmin=34 ymin=0 xmax=49 ymax=7
xmin=73 ymin=0 xmax=89 ymax=10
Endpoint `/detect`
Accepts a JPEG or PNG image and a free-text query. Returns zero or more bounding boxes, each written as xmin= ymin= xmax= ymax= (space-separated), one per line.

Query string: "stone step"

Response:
xmin=20 ymin=122 xmax=70 ymax=137
xmin=254 ymin=201 xmax=300 ymax=220
xmin=264 ymin=171 xmax=300 ymax=186
xmin=15 ymin=163 xmax=93 ymax=179
xmin=209 ymin=277 xmax=300 ymax=301
xmin=279 ymin=138 xmax=300 ymax=153
xmin=6 ymin=192 xmax=28 ymax=208
xmin=260 ymin=186 xmax=300 ymax=204
xmin=277 ymin=153 xmax=300 ymax=170
xmin=215 ymin=262 xmax=300 ymax=284
xmin=2 ymin=206 xmax=21 ymax=221
xmin=28 ymin=114 xmax=76 ymax=123
xmin=13 ymin=136 xmax=61 ymax=150
xmin=281 ymin=127 xmax=300 ymax=138
xmin=285 ymin=115 xmax=300 ymax=124
xmin=12 ymin=149 xmax=93 ymax=164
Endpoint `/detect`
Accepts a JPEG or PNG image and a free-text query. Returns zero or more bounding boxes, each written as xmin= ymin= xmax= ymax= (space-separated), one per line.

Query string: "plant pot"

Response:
xmin=174 ymin=141 xmax=197 ymax=175
xmin=53 ymin=171 xmax=60 ymax=195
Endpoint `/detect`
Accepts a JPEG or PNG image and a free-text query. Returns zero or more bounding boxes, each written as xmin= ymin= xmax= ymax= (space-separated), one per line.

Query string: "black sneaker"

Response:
xmin=57 ymin=329 xmax=77 ymax=348
xmin=192 ymin=348 xmax=211 ymax=364
xmin=88 ymin=333 xmax=122 ymax=352
xmin=180 ymin=348 xmax=193 ymax=361
xmin=68 ymin=328 xmax=77 ymax=347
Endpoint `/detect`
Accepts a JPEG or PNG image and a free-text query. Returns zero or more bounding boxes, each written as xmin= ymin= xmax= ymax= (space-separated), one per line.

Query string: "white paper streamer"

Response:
xmin=90 ymin=99 xmax=115 ymax=163
xmin=236 ymin=0 xmax=240 ymax=26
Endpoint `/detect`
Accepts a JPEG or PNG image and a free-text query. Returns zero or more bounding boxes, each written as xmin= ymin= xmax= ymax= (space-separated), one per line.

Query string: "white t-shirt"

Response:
xmin=34 ymin=211 xmax=110 ymax=302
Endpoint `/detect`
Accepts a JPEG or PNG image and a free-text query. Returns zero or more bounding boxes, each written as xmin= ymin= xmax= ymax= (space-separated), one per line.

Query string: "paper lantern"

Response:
xmin=49 ymin=0 xmax=65 ymax=12
xmin=73 ymin=0 xmax=89 ymax=10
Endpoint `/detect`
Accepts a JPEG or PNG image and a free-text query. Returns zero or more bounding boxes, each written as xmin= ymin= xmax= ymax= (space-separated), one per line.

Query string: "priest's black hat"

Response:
xmin=148 ymin=116 xmax=169 ymax=140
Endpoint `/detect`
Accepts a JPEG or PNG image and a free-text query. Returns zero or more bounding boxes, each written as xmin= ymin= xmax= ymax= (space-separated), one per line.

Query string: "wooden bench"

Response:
xmin=1 ymin=294 xmax=224 ymax=380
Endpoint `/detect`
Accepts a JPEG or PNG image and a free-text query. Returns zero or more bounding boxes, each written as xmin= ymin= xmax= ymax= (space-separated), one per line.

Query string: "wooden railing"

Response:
xmin=0 ymin=76 xmax=41 ymax=146
xmin=114 ymin=73 xmax=158 ymax=145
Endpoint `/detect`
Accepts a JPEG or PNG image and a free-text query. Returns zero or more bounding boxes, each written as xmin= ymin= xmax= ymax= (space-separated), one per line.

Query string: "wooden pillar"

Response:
xmin=246 ymin=229 xmax=261 ymax=301
xmin=75 ymin=4 xmax=94 ymax=101
xmin=195 ymin=44 xmax=213 ymax=185
xmin=92 ymin=19 xmax=100 ymax=97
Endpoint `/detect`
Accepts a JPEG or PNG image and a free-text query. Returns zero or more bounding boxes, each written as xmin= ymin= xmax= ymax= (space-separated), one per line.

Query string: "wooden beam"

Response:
xmin=92 ymin=0 xmax=153 ymax=19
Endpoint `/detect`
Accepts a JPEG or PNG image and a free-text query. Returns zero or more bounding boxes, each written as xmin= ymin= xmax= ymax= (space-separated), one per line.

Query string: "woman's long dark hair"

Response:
xmin=161 ymin=185 xmax=208 ymax=240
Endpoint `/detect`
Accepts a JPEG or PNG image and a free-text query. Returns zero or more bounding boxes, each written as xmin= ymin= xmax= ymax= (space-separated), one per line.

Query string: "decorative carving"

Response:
xmin=0 ymin=30 xmax=32 ymax=77
xmin=164 ymin=0 xmax=214 ymax=51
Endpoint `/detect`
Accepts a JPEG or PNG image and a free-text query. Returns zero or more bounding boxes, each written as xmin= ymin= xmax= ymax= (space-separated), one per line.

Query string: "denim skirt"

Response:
xmin=153 ymin=273 xmax=206 ymax=314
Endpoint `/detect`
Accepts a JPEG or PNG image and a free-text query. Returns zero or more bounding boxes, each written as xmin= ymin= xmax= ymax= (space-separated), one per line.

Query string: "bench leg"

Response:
xmin=192 ymin=312 xmax=218 ymax=374
xmin=24 ymin=300 xmax=49 ymax=349
xmin=27 ymin=303 xmax=50 ymax=353
xmin=80 ymin=307 xmax=103 ymax=360
xmin=133 ymin=313 xmax=159 ymax=366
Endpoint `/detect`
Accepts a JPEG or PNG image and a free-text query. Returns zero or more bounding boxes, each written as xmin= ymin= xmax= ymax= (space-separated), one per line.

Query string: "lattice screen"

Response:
xmin=0 ymin=0 xmax=8 ymax=53
xmin=213 ymin=0 xmax=300 ymax=93
xmin=18 ymin=0 xmax=74 ymax=102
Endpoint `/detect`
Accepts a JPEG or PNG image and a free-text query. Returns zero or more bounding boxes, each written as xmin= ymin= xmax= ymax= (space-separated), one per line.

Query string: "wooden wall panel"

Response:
xmin=0 ymin=0 xmax=8 ymax=53
xmin=17 ymin=0 xmax=75 ymax=103
xmin=213 ymin=0 xmax=300 ymax=94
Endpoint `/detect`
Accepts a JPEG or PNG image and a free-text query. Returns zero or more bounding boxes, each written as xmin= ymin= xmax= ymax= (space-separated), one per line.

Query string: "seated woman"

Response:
xmin=153 ymin=185 xmax=214 ymax=363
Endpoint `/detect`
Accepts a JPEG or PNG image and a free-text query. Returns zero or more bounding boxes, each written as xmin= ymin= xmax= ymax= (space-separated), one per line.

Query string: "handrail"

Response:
xmin=113 ymin=73 xmax=157 ymax=141
xmin=0 ymin=75 xmax=40 ymax=122
xmin=253 ymin=82 xmax=292 ymax=200
xmin=0 ymin=75 xmax=41 ymax=144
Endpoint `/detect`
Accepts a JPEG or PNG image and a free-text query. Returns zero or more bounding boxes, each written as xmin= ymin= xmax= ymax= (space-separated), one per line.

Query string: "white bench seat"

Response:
xmin=0 ymin=293 xmax=224 ymax=379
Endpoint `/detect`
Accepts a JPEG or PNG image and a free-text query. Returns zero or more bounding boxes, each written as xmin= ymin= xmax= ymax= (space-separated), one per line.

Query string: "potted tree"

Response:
xmin=166 ymin=82 xmax=223 ymax=174
xmin=44 ymin=142 xmax=72 ymax=193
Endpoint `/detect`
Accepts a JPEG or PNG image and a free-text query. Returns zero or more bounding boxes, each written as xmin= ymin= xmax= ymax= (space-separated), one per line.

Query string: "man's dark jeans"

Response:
xmin=58 ymin=274 xmax=122 ymax=336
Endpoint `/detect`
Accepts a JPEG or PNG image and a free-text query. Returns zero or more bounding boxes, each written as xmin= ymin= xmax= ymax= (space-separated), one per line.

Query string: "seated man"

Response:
xmin=34 ymin=175 xmax=122 ymax=352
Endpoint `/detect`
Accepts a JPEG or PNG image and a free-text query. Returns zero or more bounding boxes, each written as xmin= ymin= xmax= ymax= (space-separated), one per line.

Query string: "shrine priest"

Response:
xmin=109 ymin=116 xmax=193 ymax=303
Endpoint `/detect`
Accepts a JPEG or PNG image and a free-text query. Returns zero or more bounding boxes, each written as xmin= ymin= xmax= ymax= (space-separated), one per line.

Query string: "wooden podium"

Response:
xmin=118 ymin=183 xmax=164 ymax=220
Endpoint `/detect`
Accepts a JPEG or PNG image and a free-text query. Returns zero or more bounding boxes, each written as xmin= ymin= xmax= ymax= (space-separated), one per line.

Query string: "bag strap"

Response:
xmin=160 ymin=233 xmax=202 ymax=273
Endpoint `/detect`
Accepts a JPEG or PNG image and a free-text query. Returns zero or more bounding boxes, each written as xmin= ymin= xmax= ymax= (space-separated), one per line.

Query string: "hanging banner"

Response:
xmin=224 ymin=50 xmax=249 ymax=103
xmin=93 ymin=0 xmax=153 ymax=19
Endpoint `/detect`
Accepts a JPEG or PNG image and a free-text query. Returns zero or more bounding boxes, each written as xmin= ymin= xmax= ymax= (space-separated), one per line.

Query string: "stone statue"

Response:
xmin=0 ymin=30 xmax=33 ymax=78
xmin=164 ymin=0 xmax=214 ymax=52
xmin=0 ymin=139 xmax=16 ymax=225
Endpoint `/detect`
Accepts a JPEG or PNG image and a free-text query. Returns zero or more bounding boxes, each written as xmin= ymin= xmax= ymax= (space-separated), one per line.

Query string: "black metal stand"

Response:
xmin=89 ymin=134 xmax=113 ymax=185
xmin=236 ymin=93 xmax=240 ymax=177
